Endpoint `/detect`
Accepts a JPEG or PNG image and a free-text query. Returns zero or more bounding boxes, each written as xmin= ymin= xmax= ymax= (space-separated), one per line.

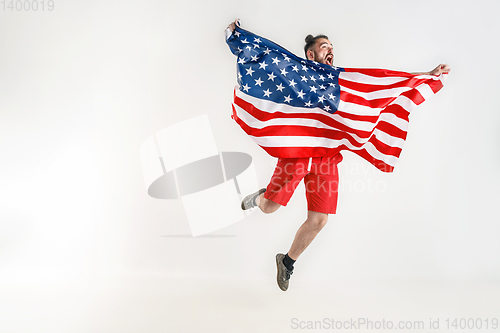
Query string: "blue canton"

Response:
xmin=227 ymin=27 xmax=345 ymax=114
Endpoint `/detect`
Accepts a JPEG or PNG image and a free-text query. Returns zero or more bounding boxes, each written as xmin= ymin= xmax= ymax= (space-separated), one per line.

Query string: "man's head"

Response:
xmin=304 ymin=34 xmax=334 ymax=66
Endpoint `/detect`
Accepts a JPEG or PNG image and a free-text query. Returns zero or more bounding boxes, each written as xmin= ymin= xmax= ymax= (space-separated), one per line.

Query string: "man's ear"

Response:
xmin=306 ymin=50 xmax=315 ymax=61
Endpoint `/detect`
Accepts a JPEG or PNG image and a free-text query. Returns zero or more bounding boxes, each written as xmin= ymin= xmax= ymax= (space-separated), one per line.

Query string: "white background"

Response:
xmin=1 ymin=0 xmax=499 ymax=332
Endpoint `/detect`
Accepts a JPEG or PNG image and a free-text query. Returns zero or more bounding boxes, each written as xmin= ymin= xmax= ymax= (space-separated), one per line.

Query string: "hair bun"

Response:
xmin=305 ymin=34 xmax=314 ymax=43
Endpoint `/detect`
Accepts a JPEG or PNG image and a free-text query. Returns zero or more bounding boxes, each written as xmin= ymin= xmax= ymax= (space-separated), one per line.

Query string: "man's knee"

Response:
xmin=307 ymin=211 xmax=328 ymax=229
xmin=260 ymin=198 xmax=281 ymax=214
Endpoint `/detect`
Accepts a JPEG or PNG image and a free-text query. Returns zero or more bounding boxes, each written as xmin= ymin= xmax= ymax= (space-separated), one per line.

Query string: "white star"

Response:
xmin=305 ymin=101 xmax=313 ymax=107
xmin=327 ymin=73 xmax=334 ymax=79
xmin=259 ymin=61 xmax=268 ymax=70
xmin=242 ymin=84 xmax=250 ymax=92
xmin=246 ymin=67 xmax=254 ymax=76
xmin=328 ymin=93 xmax=336 ymax=100
xmin=241 ymin=38 xmax=249 ymax=44
xmin=238 ymin=57 xmax=246 ymax=64
xmin=333 ymin=66 xmax=338 ymax=70
xmin=319 ymin=75 xmax=325 ymax=81
xmin=284 ymin=95 xmax=292 ymax=103
xmin=237 ymin=47 xmax=243 ymax=52
xmin=263 ymin=48 xmax=271 ymax=55
xmin=311 ymin=66 xmax=317 ymax=71
xmin=246 ymin=45 xmax=252 ymax=51
xmin=289 ymin=79 xmax=297 ymax=88
xmin=280 ymin=68 xmax=288 ymax=77
xmin=237 ymin=72 xmax=242 ymax=80
xmin=324 ymin=105 xmax=331 ymax=112
xmin=318 ymin=95 xmax=326 ymax=103
xmin=254 ymin=77 xmax=263 ymax=86
xmin=251 ymin=55 xmax=258 ymax=62
xmin=301 ymin=65 xmax=309 ymax=72
xmin=329 ymin=82 xmax=336 ymax=87
xmin=283 ymin=55 xmax=291 ymax=62
xmin=268 ymin=72 xmax=276 ymax=81
xmin=272 ymin=57 xmax=281 ymax=65
xmin=253 ymin=44 xmax=260 ymax=49
xmin=319 ymin=84 xmax=326 ymax=90
xmin=310 ymin=76 xmax=316 ymax=82
xmin=292 ymin=65 xmax=299 ymax=72
xmin=297 ymin=90 xmax=305 ymax=99
xmin=309 ymin=86 xmax=318 ymax=93
xmin=276 ymin=83 xmax=285 ymax=92
xmin=254 ymin=37 xmax=262 ymax=43
xmin=263 ymin=89 xmax=272 ymax=97
xmin=300 ymin=75 xmax=308 ymax=82
xmin=234 ymin=31 xmax=241 ymax=37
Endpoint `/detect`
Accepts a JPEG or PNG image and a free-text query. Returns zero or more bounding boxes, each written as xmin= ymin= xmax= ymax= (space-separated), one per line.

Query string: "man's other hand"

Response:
xmin=226 ymin=19 xmax=241 ymax=33
xmin=429 ymin=64 xmax=451 ymax=75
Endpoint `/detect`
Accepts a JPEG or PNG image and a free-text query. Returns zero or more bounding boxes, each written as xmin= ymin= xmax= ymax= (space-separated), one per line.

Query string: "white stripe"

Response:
xmin=392 ymin=94 xmax=418 ymax=111
xmin=339 ymin=72 xmax=410 ymax=85
xmin=416 ymin=83 xmax=435 ymax=100
xmin=341 ymin=85 xmax=413 ymax=101
xmin=337 ymin=100 xmax=383 ymax=117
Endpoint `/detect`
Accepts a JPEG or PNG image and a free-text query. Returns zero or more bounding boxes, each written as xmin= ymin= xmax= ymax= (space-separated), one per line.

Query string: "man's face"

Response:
xmin=307 ymin=38 xmax=334 ymax=66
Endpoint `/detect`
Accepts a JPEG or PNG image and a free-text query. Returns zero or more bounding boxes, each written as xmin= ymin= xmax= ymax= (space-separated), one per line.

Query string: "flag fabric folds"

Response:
xmin=226 ymin=26 xmax=447 ymax=173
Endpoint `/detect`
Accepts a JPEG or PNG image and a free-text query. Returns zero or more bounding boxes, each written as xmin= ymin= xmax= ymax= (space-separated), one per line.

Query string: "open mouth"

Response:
xmin=326 ymin=54 xmax=333 ymax=66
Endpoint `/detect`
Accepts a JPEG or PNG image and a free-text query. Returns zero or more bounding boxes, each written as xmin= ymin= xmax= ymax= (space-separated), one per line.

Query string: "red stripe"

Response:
xmin=428 ymin=79 xmax=444 ymax=94
xmin=339 ymin=76 xmax=430 ymax=93
xmin=340 ymin=91 xmax=397 ymax=109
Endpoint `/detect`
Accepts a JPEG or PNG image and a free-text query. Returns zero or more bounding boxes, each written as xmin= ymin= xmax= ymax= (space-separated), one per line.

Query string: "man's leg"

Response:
xmin=287 ymin=211 xmax=328 ymax=260
xmin=256 ymin=192 xmax=281 ymax=214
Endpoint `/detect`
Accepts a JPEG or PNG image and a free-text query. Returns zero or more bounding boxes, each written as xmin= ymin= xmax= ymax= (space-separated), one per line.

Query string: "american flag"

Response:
xmin=226 ymin=26 xmax=447 ymax=172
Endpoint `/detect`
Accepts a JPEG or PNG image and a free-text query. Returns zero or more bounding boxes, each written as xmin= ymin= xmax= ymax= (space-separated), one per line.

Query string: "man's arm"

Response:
xmin=413 ymin=64 xmax=451 ymax=76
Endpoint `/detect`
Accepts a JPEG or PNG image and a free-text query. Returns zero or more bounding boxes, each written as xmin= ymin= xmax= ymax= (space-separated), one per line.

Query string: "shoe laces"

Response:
xmin=285 ymin=268 xmax=293 ymax=281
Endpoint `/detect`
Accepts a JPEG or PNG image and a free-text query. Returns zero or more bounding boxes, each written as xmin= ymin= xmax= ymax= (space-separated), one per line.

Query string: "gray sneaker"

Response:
xmin=276 ymin=253 xmax=293 ymax=291
xmin=241 ymin=188 xmax=266 ymax=210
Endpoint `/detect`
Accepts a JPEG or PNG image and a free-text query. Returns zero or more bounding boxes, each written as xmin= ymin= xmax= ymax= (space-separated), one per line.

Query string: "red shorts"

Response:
xmin=264 ymin=154 xmax=343 ymax=214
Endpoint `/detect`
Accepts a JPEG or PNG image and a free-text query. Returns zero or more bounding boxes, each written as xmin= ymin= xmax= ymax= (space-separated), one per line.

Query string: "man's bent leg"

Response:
xmin=287 ymin=211 xmax=328 ymax=260
xmin=256 ymin=193 xmax=281 ymax=214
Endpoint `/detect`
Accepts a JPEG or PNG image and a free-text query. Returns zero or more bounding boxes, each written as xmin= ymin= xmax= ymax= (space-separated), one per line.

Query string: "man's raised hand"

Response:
xmin=429 ymin=64 xmax=451 ymax=76
xmin=226 ymin=19 xmax=241 ymax=33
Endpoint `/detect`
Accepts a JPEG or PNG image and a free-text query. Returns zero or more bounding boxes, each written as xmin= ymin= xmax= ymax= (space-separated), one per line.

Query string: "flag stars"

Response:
xmin=272 ymin=57 xmax=281 ymax=65
xmin=267 ymin=72 xmax=276 ymax=81
xmin=319 ymin=75 xmax=325 ymax=81
xmin=324 ymin=105 xmax=331 ymax=112
xmin=297 ymin=90 xmax=305 ymax=99
xmin=289 ymin=79 xmax=297 ymax=88
xmin=319 ymin=84 xmax=326 ymax=90
xmin=264 ymin=48 xmax=271 ymax=55
xmin=301 ymin=75 xmax=308 ymax=82
xmin=246 ymin=67 xmax=255 ymax=76
xmin=254 ymin=37 xmax=262 ymax=43
xmin=255 ymin=77 xmax=263 ymax=86
xmin=328 ymin=93 xmax=336 ymax=100
xmin=241 ymin=38 xmax=249 ymax=44
xmin=309 ymin=86 xmax=318 ymax=93
xmin=329 ymin=83 xmax=336 ymax=87
xmin=253 ymin=44 xmax=260 ymax=49
xmin=327 ymin=73 xmax=334 ymax=79
xmin=318 ymin=95 xmax=326 ymax=103
xmin=246 ymin=45 xmax=252 ymax=51
xmin=276 ymin=83 xmax=285 ymax=92
xmin=242 ymin=84 xmax=251 ymax=92
xmin=283 ymin=55 xmax=291 ymax=62
xmin=302 ymin=65 xmax=309 ymax=72
xmin=251 ymin=55 xmax=259 ymax=62
xmin=305 ymin=101 xmax=312 ymax=107
xmin=259 ymin=61 xmax=268 ymax=70
xmin=263 ymin=89 xmax=272 ymax=97
xmin=284 ymin=95 xmax=292 ymax=103
xmin=238 ymin=57 xmax=246 ymax=64
xmin=280 ymin=68 xmax=288 ymax=77
xmin=234 ymin=31 xmax=241 ymax=37
xmin=292 ymin=65 xmax=299 ymax=72
xmin=310 ymin=76 xmax=316 ymax=82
